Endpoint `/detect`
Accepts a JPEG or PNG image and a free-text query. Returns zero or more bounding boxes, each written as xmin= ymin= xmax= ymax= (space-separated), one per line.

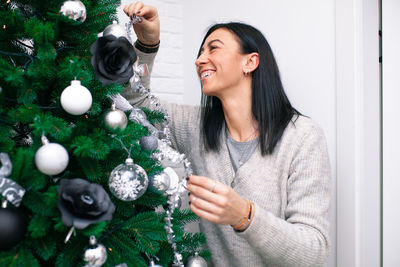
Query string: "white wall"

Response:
xmin=182 ymin=1 xmax=337 ymax=266
xmin=382 ymin=0 xmax=400 ymax=266
xmin=118 ymin=0 xmax=185 ymax=103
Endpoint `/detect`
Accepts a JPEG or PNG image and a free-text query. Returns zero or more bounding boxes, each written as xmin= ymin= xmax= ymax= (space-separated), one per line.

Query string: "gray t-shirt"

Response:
xmin=225 ymin=129 xmax=259 ymax=172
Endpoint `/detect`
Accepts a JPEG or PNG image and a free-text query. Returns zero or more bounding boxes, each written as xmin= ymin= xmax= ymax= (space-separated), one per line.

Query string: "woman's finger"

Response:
xmin=187 ymin=183 xmax=226 ymax=207
xmin=190 ymin=194 xmax=224 ymax=215
xmin=135 ymin=5 xmax=158 ymax=20
xmin=189 ymin=175 xmax=226 ymax=194
xmin=190 ymin=203 xmax=221 ymax=224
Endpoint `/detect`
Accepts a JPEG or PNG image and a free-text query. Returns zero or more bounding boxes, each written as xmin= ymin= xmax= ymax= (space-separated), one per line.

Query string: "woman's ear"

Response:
xmin=243 ymin=52 xmax=259 ymax=74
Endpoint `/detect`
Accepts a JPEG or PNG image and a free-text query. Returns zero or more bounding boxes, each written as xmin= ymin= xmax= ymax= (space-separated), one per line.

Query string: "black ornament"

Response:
xmin=90 ymin=35 xmax=137 ymax=85
xmin=0 ymin=206 xmax=28 ymax=250
xmin=11 ymin=122 xmax=33 ymax=147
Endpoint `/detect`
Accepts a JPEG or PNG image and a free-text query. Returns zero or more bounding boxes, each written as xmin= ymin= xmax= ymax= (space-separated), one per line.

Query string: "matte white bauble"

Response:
xmin=60 ymin=80 xmax=92 ymax=115
xmin=35 ymin=136 xmax=69 ymax=175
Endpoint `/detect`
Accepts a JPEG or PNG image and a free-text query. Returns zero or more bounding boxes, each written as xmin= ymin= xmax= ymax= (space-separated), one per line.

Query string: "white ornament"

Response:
xmin=164 ymin=167 xmax=179 ymax=195
xmin=102 ymin=21 xmax=126 ymax=38
xmin=35 ymin=136 xmax=69 ymax=175
xmin=61 ymin=80 xmax=92 ymax=115
xmin=104 ymin=103 xmax=127 ymax=132
xmin=60 ymin=0 xmax=87 ymax=22
xmin=109 ymin=158 xmax=148 ymax=201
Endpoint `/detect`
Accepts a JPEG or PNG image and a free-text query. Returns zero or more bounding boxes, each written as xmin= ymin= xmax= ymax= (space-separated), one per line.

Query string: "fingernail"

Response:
xmin=189 ymin=201 xmax=191 ymax=205
xmin=188 ymin=192 xmax=191 ymax=196
xmin=136 ymin=11 xmax=141 ymax=14
xmin=186 ymin=176 xmax=190 ymax=181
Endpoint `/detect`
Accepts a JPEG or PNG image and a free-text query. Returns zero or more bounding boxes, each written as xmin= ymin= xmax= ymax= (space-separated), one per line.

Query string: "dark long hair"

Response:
xmin=199 ymin=22 xmax=301 ymax=155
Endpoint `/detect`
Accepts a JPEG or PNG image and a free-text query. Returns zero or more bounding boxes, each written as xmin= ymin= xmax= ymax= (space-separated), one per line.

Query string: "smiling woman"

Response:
xmin=123 ymin=2 xmax=331 ymax=267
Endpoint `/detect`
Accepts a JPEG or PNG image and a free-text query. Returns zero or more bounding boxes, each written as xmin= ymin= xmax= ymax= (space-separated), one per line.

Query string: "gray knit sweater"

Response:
xmin=124 ymin=50 xmax=331 ymax=267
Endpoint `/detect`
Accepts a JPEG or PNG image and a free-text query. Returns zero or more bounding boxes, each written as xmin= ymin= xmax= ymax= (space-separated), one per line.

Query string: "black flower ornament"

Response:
xmin=90 ymin=35 xmax=137 ymax=85
xmin=57 ymin=178 xmax=115 ymax=229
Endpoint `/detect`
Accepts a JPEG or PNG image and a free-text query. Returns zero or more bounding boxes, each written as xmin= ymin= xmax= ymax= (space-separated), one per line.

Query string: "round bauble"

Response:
xmin=60 ymin=0 xmax=87 ymax=22
xmin=149 ymin=260 xmax=162 ymax=267
xmin=104 ymin=105 xmax=127 ymax=132
xmin=109 ymin=158 xmax=148 ymax=201
xmin=139 ymin=135 xmax=158 ymax=151
xmin=103 ymin=21 xmax=126 ymax=38
xmin=185 ymin=253 xmax=207 ymax=267
xmin=84 ymin=243 xmax=107 ymax=267
xmin=35 ymin=140 xmax=69 ymax=175
xmin=148 ymin=172 xmax=170 ymax=194
xmin=164 ymin=167 xmax=180 ymax=195
xmin=0 ymin=207 xmax=28 ymax=250
xmin=61 ymin=80 xmax=92 ymax=115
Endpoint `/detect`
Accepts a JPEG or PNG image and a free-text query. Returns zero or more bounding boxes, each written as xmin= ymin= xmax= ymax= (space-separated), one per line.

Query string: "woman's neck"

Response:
xmin=220 ymin=87 xmax=259 ymax=142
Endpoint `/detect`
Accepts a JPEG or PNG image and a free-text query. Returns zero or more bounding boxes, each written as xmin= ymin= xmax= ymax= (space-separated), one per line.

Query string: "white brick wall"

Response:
xmin=117 ymin=0 xmax=185 ymax=104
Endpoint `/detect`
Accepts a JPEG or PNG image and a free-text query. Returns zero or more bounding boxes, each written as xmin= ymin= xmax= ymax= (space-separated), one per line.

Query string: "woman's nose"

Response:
xmin=195 ymin=53 xmax=208 ymax=67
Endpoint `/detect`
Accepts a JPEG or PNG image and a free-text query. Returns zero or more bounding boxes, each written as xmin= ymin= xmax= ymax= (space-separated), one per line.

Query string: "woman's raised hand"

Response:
xmin=123 ymin=1 xmax=160 ymax=45
xmin=187 ymin=175 xmax=249 ymax=227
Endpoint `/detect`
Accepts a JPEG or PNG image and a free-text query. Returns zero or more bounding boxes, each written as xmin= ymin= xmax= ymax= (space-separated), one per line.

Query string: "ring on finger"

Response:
xmin=191 ymin=196 xmax=197 ymax=204
xmin=209 ymin=181 xmax=216 ymax=193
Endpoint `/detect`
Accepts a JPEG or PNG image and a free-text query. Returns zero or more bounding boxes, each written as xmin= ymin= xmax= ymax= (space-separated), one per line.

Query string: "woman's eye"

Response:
xmin=209 ymin=46 xmax=218 ymax=51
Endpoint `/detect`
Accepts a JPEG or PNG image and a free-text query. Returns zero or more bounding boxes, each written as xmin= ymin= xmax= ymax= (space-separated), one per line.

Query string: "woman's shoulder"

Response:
xmin=283 ymin=114 xmax=326 ymax=143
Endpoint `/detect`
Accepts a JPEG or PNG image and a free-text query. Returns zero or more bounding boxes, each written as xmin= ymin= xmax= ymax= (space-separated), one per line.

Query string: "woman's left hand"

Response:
xmin=187 ymin=175 xmax=249 ymax=226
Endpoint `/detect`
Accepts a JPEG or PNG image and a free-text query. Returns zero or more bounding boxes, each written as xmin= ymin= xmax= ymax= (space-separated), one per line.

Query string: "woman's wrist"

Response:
xmin=134 ymin=39 xmax=160 ymax=53
xmin=231 ymin=200 xmax=255 ymax=232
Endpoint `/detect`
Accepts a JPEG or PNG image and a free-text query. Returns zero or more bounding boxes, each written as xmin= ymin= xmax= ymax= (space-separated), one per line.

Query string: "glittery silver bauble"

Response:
xmin=104 ymin=104 xmax=128 ymax=132
xmin=185 ymin=253 xmax=207 ymax=267
xmin=164 ymin=167 xmax=180 ymax=195
xmin=35 ymin=136 xmax=69 ymax=175
xmin=60 ymin=0 xmax=87 ymax=22
xmin=172 ymin=194 xmax=182 ymax=209
xmin=139 ymin=135 xmax=158 ymax=151
xmin=83 ymin=236 xmax=107 ymax=267
xmin=60 ymin=80 xmax=92 ymax=115
xmin=148 ymin=172 xmax=170 ymax=194
xmin=109 ymin=158 xmax=148 ymax=201
xmin=102 ymin=21 xmax=126 ymax=38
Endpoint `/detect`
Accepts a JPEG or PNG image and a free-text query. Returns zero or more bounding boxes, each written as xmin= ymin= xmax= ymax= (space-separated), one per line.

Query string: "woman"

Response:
xmin=124 ymin=2 xmax=331 ymax=266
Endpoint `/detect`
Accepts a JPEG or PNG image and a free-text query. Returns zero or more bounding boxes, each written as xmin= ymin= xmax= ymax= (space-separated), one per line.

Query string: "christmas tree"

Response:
xmin=0 ymin=0 xmax=209 ymax=266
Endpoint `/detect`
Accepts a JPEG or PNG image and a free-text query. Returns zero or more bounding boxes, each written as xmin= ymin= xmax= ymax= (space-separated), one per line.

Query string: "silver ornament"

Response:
xmin=102 ymin=21 xmax=126 ymax=38
xmin=148 ymin=172 xmax=170 ymax=194
xmin=60 ymin=80 xmax=92 ymax=115
xmin=83 ymin=236 xmax=107 ymax=267
xmin=104 ymin=104 xmax=128 ymax=132
xmin=185 ymin=253 xmax=207 ymax=267
xmin=164 ymin=167 xmax=180 ymax=195
xmin=140 ymin=135 xmax=158 ymax=151
xmin=60 ymin=0 xmax=87 ymax=22
xmin=149 ymin=260 xmax=162 ymax=267
xmin=109 ymin=158 xmax=148 ymax=201
xmin=35 ymin=136 xmax=69 ymax=175
xmin=172 ymin=194 xmax=182 ymax=210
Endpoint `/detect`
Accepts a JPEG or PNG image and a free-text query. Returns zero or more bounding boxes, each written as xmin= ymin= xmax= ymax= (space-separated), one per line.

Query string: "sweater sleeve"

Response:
xmin=237 ymin=124 xmax=331 ymax=266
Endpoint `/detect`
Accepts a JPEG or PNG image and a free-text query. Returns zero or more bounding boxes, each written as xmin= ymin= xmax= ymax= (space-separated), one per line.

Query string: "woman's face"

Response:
xmin=195 ymin=28 xmax=246 ymax=97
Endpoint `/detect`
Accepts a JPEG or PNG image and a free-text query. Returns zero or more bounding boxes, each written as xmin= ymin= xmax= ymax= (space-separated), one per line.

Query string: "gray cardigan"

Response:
xmin=124 ymin=49 xmax=331 ymax=267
